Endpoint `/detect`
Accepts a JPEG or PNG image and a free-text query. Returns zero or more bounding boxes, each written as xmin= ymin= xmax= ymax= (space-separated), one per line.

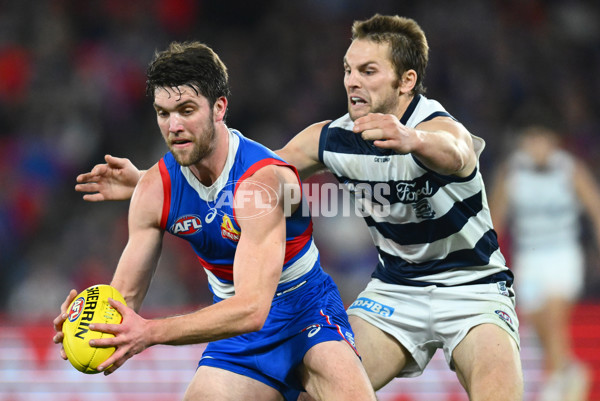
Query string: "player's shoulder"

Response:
xmin=130 ymin=162 xmax=164 ymax=218
xmin=409 ymin=95 xmax=455 ymax=126
xmin=244 ymin=163 xmax=299 ymax=190
xmin=137 ymin=162 xmax=162 ymax=191
xmin=234 ymin=163 xmax=300 ymax=222
xmin=414 ymin=94 xmax=447 ymax=112
xmin=328 ymin=114 xmax=353 ymax=131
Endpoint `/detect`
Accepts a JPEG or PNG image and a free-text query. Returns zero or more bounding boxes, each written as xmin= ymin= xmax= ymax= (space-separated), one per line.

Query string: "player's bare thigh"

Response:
xmin=349 ymin=315 xmax=412 ymax=390
xmin=183 ymin=365 xmax=284 ymax=401
xmin=298 ymin=339 xmax=377 ymax=401
xmin=452 ymin=323 xmax=523 ymax=400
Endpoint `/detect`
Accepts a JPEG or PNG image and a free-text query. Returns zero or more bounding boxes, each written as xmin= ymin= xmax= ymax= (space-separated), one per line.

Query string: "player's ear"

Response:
xmin=399 ymin=69 xmax=417 ymax=94
xmin=213 ymin=96 xmax=228 ymax=122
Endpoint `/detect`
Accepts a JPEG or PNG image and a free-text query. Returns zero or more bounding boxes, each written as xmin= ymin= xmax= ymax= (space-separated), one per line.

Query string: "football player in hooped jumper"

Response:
xmin=53 ymin=41 xmax=377 ymax=401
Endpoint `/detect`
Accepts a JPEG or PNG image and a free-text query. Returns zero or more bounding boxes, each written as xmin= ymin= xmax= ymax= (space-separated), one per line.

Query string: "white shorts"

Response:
xmin=513 ymin=245 xmax=584 ymax=313
xmin=346 ymin=279 xmax=520 ymax=377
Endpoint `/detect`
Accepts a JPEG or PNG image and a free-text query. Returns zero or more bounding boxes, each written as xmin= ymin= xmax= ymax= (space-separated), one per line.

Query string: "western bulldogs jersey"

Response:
xmin=319 ymin=95 xmax=512 ymax=287
xmin=504 ymin=148 xmax=581 ymax=252
xmin=159 ymin=128 xmax=322 ymax=300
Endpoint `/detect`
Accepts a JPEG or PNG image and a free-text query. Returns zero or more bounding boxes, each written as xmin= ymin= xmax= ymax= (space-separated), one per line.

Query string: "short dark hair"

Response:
xmin=352 ymin=14 xmax=429 ymax=96
xmin=146 ymin=41 xmax=231 ymax=106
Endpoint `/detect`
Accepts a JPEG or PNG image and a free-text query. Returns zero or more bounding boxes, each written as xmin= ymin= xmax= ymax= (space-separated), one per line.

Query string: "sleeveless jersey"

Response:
xmin=319 ymin=95 xmax=512 ymax=287
xmin=159 ymin=128 xmax=322 ymax=300
xmin=504 ymin=149 xmax=581 ymax=252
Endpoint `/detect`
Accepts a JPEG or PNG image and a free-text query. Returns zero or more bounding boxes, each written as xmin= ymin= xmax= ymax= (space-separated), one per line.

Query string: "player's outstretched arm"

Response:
xmin=276 ymin=121 xmax=329 ymax=180
xmin=75 ymin=154 xmax=144 ymax=201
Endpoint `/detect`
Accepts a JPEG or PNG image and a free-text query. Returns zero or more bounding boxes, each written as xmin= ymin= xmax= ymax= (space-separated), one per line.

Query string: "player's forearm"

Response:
xmin=110 ymin=230 xmax=163 ymax=312
xmin=146 ymin=297 xmax=268 ymax=346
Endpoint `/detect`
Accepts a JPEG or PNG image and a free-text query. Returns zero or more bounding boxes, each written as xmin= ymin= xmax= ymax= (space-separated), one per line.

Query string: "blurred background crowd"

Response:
xmin=1 ymin=0 xmax=600 ymax=320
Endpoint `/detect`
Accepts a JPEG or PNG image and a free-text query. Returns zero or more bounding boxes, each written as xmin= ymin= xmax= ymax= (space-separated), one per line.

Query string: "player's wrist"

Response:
xmin=145 ymin=317 xmax=172 ymax=347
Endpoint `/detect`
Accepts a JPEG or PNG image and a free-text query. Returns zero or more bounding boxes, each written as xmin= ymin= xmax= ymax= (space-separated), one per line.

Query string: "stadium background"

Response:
xmin=1 ymin=0 xmax=599 ymax=399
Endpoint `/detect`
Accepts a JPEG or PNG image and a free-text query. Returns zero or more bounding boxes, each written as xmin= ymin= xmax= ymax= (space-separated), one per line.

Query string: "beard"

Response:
xmin=348 ymin=84 xmax=402 ymax=121
xmin=348 ymin=97 xmax=400 ymax=121
xmin=168 ymin=118 xmax=217 ymax=167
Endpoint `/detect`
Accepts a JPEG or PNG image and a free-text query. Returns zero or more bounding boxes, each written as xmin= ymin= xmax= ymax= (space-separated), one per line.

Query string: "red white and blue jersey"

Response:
xmin=159 ymin=128 xmax=322 ymax=300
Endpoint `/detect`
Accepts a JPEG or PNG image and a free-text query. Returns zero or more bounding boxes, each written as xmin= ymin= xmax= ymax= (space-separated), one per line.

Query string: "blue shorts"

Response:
xmin=198 ymin=273 xmax=356 ymax=401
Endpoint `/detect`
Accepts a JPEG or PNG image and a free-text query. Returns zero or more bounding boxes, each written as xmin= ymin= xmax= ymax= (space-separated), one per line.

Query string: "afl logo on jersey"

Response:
xmin=495 ymin=309 xmax=515 ymax=332
xmin=171 ymin=215 xmax=203 ymax=235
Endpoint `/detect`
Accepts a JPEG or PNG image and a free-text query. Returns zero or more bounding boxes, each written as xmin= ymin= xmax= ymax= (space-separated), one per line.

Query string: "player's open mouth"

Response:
xmin=171 ymin=138 xmax=192 ymax=147
xmin=350 ymin=96 xmax=367 ymax=106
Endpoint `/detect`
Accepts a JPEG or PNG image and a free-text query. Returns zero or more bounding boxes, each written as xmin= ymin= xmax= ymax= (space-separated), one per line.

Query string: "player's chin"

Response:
xmin=348 ymin=107 xmax=370 ymax=121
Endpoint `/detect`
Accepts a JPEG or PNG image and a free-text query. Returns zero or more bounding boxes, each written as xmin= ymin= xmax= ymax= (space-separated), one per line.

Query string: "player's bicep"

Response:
xmin=417 ymin=117 xmax=477 ymax=175
xmin=416 ymin=117 xmax=469 ymax=140
xmin=232 ymin=167 xmax=289 ymax=306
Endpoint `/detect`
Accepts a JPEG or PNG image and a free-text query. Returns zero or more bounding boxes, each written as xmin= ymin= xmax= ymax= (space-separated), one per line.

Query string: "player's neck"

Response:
xmin=394 ymin=93 xmax=415 ymax=121
xmin=190 ymin=124 xmax=230 ymax=187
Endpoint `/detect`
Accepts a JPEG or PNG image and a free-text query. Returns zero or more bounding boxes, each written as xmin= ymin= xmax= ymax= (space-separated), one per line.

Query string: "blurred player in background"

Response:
xmin=54 ymin=41 xmax=377 ymax=401
xmin=489 ymin=124 xmax=600 ymax=401
xmin=74 ymin=15 xmax=523 ymax=400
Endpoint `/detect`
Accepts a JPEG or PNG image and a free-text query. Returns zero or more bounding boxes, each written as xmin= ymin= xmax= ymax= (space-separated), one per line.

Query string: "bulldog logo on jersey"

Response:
xmin=221 ymin=215 xmax=240 ymax=241
xmin=171 ymin=215 xmax=203 ymax=235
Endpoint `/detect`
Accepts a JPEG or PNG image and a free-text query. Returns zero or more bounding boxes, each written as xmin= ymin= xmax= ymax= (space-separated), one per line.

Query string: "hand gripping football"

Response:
xmin=62 ymin=284 xmax=126 ymax=374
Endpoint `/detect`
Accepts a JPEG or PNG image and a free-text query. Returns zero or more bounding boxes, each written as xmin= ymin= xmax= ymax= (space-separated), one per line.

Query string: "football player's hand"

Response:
xmin=89 ymin=298 xmax=150 ymax=375
xmin=353 ymin=113 xmax=419 ymax=154
xmin=76 ymin=155 xmax=141 ymax=201
xmin=52 ymin=289 xmax=78 ymax=360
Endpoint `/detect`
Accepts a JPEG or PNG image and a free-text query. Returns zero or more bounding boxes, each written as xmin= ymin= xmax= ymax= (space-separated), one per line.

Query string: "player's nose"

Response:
xmin=344 ymin=70 xmax=361 ymax=89
xmin=169 ymin=114 xmax=184 ymax=133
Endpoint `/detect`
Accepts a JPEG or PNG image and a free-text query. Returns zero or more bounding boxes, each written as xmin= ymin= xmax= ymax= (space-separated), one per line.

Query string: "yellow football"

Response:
xmin=62 ymin=284 xmax=126 ymax=374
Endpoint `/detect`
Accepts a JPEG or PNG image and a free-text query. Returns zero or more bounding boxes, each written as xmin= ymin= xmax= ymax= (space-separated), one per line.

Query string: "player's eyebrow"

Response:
xmin=343 ymin=57 xmax=379 ymax=70
xmin=153 ymin=99 xmax=197 ymax=110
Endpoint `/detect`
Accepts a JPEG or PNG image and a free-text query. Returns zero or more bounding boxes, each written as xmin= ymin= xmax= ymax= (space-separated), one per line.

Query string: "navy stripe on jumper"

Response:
xmin=363 ymin=191 xmax=483 ymax=245
xmin=371 ymin=229 xmax=512 ymax=286
xmin=419 ymin=111 xmax=454 ymax=124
